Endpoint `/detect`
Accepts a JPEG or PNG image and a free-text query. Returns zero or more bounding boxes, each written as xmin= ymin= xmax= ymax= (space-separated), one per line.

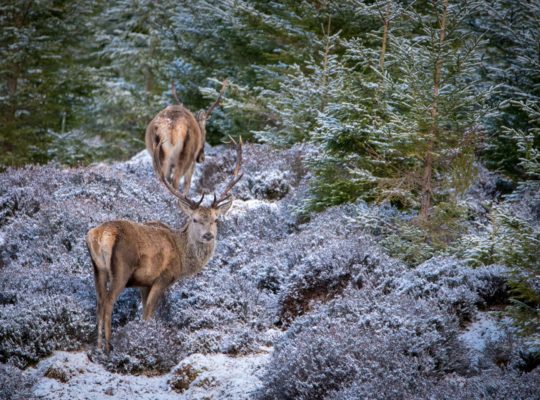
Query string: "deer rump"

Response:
xmin=145 ymin=105 xmax=205 ymax=189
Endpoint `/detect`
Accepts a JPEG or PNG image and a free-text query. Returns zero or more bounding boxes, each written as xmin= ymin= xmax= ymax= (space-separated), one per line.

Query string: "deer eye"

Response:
xmin=193 ymin=218 xmax=200 ymax=224
xmin=214 ymin=219 xmax=218 ymax=224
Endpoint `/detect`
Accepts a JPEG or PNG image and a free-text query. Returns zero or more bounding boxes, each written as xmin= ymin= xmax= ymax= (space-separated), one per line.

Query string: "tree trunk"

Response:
xmin=420 ymin=141 xmax=434 ymax=220
xmin=320 ymin=16 xmax=332 ymax=112
xmin=4 ymin=66 xmax=19 ymax=127
xmin=379 ymin=1 xmax=391 ymax=73
xmin=419 ymin=0 xmax=448 ymax=221
xmin=144 ymin=36 xmax=157 ymax=93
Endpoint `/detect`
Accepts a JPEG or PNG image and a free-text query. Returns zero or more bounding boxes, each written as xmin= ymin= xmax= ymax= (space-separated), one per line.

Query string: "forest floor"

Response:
xmin=0 ymin=143 xmax=538 ymax=399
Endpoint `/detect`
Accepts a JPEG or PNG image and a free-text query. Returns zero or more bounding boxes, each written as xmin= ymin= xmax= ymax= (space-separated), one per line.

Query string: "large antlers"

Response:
xmin=153 ymin=136 xmax=243 ymax=210
xmin=205 ymin=79 xmax=229 ymax=118
xmin=212 ymin=137 xmax=243 ymax=208
xmin=152 ymin=138 xmax=205 ymax=210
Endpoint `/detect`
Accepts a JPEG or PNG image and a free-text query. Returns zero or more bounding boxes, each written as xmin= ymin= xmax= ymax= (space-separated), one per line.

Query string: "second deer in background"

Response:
xmin=145 ymin=80 xmax=228 ymax=194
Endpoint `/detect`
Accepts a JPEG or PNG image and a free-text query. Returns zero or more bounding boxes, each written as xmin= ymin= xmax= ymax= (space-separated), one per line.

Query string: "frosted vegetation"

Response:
xmin=0 ymin=143 xmax=538 ymax=399
xmin=1 ymin=0 xmax=539 ymax=398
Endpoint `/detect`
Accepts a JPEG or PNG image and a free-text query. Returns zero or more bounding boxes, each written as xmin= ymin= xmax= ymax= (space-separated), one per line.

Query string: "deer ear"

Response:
xmin=178 ymin=199 xmax=194 ymax=216
xmin=215 ymin=198 xmax=233 ymax=216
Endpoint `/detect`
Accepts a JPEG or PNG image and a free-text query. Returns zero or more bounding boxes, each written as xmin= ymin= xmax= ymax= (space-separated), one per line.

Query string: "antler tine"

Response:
xmin=205 ymin=79 xmax=229 ymax=118
xmin=212 ymin=136 xmax=244 ymax=207
xmin=153 ymin=138 xmax=204 ymax=209
xmin=195 ymin=192 xmax=206 ymax=207
xmin=171 ymin=82 xmax=182 ymax=105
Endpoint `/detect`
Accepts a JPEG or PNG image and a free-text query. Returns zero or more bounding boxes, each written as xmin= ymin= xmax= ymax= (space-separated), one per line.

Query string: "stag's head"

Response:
xmin=154 ymin=136 xmax=243 ymax=243
xmin=177 ymin=196 xmax=232 ymax=243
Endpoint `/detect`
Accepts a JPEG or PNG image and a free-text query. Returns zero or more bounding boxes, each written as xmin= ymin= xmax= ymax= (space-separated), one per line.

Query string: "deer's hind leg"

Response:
xmin=92 ymin=262 xmax=108 ymax=351
xmin=87 ymin=232 xmax=110 ymax=351
xmin=182 ymin=163 xmax=195 ymax=195
xmin=103 ymin=262 xmax=131 ymax=354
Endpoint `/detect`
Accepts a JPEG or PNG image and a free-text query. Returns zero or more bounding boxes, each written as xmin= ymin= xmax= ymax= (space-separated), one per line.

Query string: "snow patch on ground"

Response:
xmin=28 ymin=350 xmax=270 ymax=400
xmin=31 ymin=351 xmax=177 ymax=400
xmin=228 ymin=198 xmax=280 ymax=215
xmin=460 ymin=312 xmax=507 ymax=370
xmin=461 ymin=313 xmax=504 ymax=353
xmin=169 ymin=352 xmax=270 ymax=399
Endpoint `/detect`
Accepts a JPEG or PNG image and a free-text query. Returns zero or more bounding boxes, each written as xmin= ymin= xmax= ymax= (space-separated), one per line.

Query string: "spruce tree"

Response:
xmin=86 ymin=0 xmax=177 ymax=160
xmin=308 ymin=0 xmax=483 ymax=220
xmin=478 ymin=0 xmax=540 ymax=178
xmin=0 ymin=0 xmax=96 ymax=167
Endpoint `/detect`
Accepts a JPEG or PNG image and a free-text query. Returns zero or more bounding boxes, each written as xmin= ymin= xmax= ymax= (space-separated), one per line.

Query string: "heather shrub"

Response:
xmin=102 ymin=319 xmax=186 ymax=374
xmin=277 ymin=234 xmax=404 ymax=325
xmin=0 ymin=363 xmax=36 ymax=400
xmin=0 ymin=271 xmax=94 ymax=368
xmin=332 ymin=369 xmax=540 ymax=400
xmin=429 ymin=369 xmax=540 ymax=400
xmin=0 ymin=293 xmax=94 ymax=368
xmin=397 ymin=258 xmax=510 ymax=325
xmin=258 ymin=290 xmax=467 ymax=400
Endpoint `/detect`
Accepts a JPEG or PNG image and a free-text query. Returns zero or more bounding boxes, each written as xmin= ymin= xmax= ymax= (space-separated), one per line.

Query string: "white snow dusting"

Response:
xmin=29 ymin=350 xmax=270 ymax=400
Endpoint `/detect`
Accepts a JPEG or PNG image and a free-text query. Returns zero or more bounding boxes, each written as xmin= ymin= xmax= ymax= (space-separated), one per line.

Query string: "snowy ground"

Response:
xmin=29 ymin=350 xmax=269 ymax=400
xmin=1 ymin=143 xmax=539 ymax=400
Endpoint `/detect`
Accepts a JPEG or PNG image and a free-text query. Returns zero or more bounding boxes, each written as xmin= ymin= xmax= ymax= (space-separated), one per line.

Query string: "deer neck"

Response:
xmin=175 ymin=226 xmax=216 ymax=275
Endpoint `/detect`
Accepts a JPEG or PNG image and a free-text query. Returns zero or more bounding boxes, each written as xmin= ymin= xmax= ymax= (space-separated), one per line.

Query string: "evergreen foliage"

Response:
xmin=506 ymin=100 xmax=540 ymax=189
xmin=0 ymin=0 xmax=97 ymax=167
xmin=454 ymin=204 xmax=540 ymax=349
xmin=306 ymin=0 xmax=483 ymax=218
xmin=479 ymin=0 xmax=540 ymax=177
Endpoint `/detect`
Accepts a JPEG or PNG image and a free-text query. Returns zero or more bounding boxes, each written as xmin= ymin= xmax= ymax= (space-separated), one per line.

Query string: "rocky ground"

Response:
xmin=0 ymin=143 xmax=538 ymax=399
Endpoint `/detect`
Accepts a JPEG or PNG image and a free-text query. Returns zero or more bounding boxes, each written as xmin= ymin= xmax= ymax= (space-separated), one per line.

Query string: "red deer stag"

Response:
xmin=86 ymin=139 xmax=242 ymax=352
xmin=145 ymin=80 xmax=228 ymax=194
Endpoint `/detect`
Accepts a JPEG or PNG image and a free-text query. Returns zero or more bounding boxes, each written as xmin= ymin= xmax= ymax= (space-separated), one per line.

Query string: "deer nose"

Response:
xmin=202 ymin=232 xmax=214 ymax=241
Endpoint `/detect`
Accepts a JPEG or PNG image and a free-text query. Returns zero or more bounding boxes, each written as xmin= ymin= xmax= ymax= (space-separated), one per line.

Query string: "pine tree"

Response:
xmin=307 ymin=0 xmax=417 ymax=210
xmin=308 ymin=0 xmax=483 ymax=220
xmin=0 ymin=0 xmax=97 ymax=167
xmin=478 ymin=0 xmax=540 ymax=178
xmin=85 ymin=0 xmax=178 ymax=161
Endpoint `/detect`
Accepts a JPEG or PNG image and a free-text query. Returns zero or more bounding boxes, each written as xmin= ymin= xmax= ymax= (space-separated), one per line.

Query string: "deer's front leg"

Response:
xmin=140 ymin=287 xmax=150 ymax=316
xmin=142 ymin=277 xmax=171 ymax=320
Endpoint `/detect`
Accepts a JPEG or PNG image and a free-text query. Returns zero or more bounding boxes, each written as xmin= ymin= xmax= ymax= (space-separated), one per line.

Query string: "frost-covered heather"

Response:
xmin=0 ymin=143 xmax=538 ymax=399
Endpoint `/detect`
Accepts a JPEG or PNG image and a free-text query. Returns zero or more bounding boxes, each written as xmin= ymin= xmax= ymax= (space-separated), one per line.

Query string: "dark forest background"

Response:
xmin=2 ymin=1 xmax=538 ymax=179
